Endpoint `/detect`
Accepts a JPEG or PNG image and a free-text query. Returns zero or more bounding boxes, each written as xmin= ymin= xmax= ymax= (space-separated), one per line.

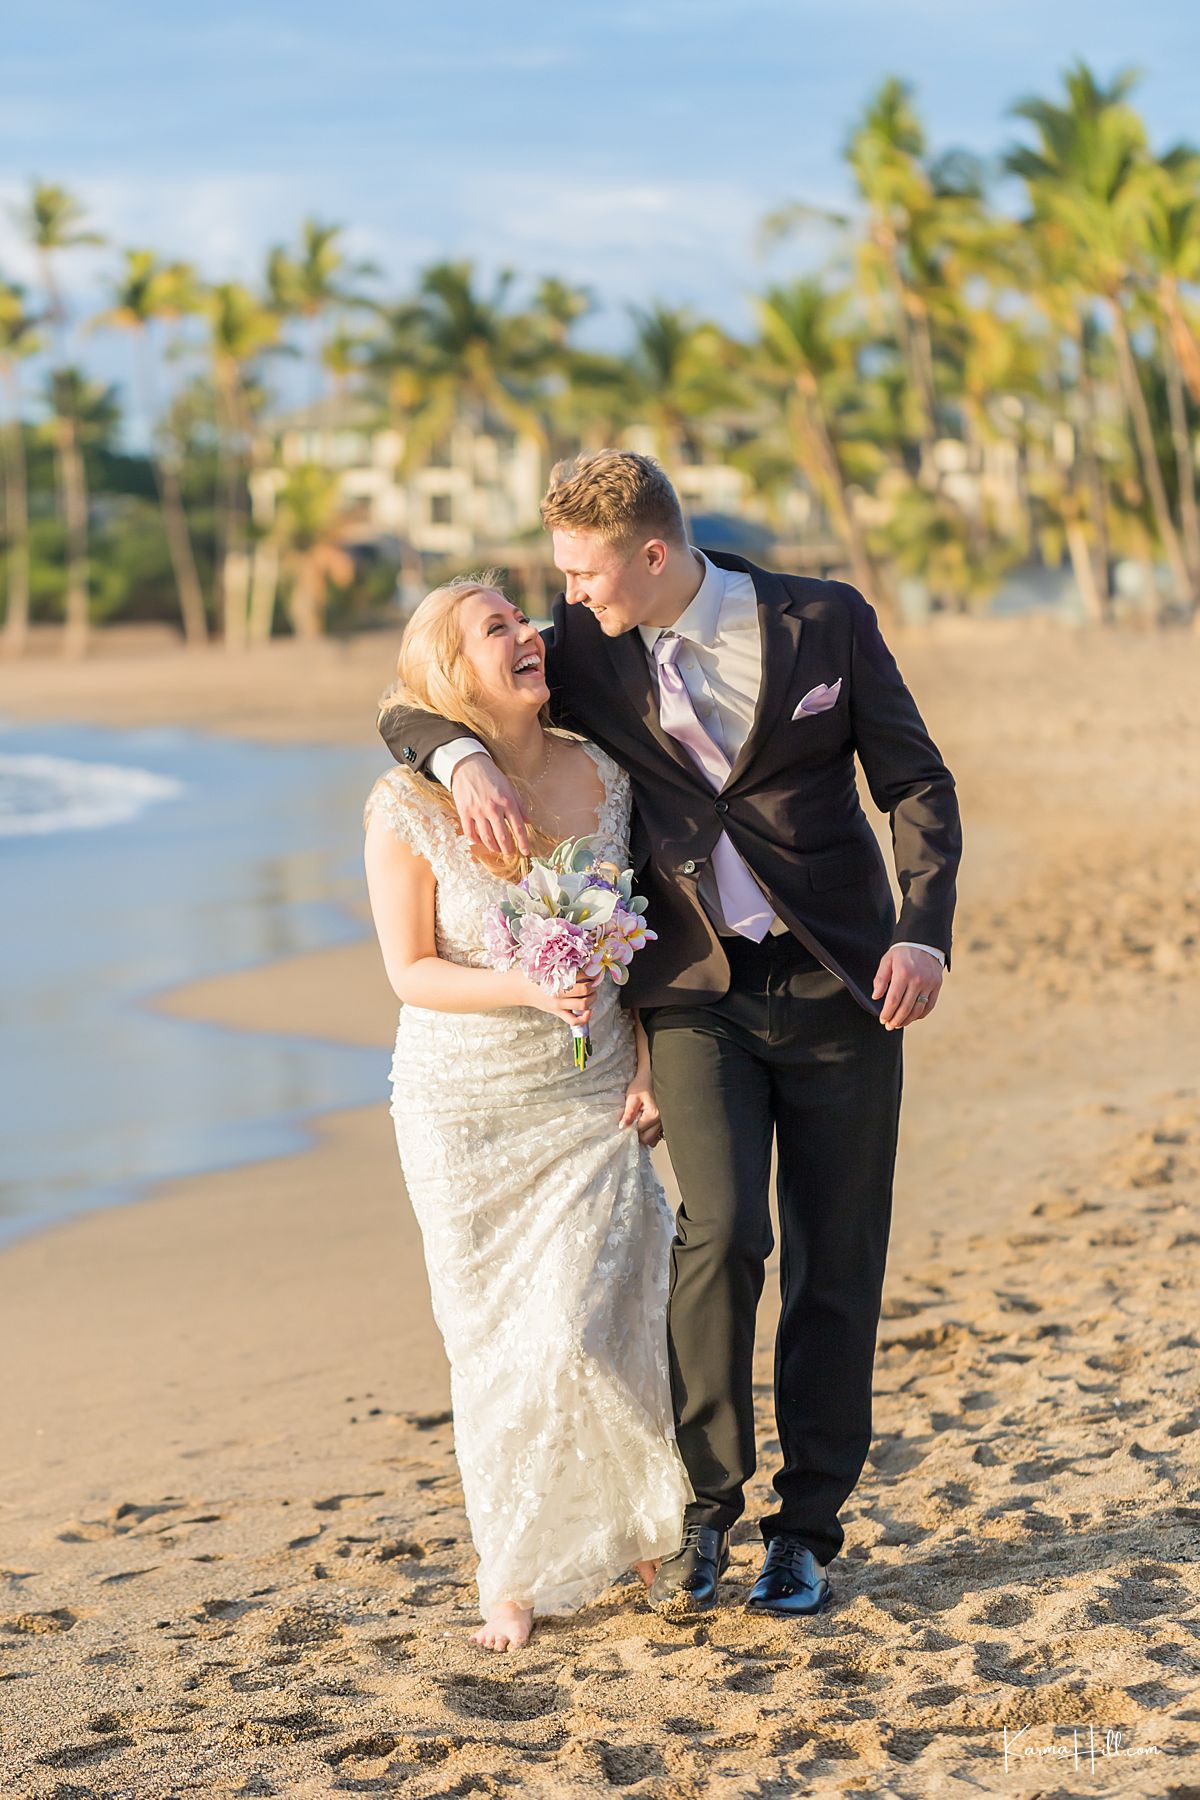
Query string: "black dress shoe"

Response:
xmin=648 ymin=1522 xmax=730 ymax=1613
xmin=745 ymin=1535 xmax=832 ymax=1618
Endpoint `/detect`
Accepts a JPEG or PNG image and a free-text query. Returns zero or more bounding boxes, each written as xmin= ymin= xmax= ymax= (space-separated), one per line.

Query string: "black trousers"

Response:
xmin=642 ymin=932 xmax=903 ymax=1565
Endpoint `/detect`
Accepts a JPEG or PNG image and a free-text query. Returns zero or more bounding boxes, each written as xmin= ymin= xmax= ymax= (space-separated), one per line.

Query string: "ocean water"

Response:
xmin=0 ymin=719 xmax=393 ymax=1248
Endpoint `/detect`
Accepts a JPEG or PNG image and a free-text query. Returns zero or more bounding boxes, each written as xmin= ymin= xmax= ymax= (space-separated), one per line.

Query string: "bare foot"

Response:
xmin=634 ymin=1558 xmax=660 ymax=1589
xmin=470 ymin=1601 xmax=533 ymax=1653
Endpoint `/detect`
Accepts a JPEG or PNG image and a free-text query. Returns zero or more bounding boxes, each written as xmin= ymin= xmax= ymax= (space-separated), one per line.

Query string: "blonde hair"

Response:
xmin=376 ymin=573 xmax=556 ymax=883
xmin=540 ymin=448 xmax=688 ymax=551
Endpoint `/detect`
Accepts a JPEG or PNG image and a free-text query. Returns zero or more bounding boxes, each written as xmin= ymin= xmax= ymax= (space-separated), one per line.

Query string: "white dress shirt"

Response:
xmin=428 ymin=550 xmax=945 ymax=967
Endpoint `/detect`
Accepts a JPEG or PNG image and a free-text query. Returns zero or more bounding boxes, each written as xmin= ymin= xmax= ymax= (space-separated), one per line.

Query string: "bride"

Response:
xmin=363 ymin=573 xmax=691 ymax=1652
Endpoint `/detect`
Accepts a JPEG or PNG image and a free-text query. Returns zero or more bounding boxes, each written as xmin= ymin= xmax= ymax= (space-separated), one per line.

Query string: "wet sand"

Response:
xmin=1 ymin=623 xmax=1198 ymax=1796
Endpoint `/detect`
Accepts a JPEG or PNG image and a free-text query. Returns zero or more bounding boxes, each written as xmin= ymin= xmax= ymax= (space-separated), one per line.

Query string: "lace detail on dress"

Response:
xmin=364 ymin=735 xmax=633 ymax=973
xmin=364 ymin=735 xmax=690 ymax=1616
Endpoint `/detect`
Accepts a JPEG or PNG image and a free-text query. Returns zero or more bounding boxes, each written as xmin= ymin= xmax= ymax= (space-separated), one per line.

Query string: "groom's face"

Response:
xmin=553 ymin=528 xmax=667 ymax=636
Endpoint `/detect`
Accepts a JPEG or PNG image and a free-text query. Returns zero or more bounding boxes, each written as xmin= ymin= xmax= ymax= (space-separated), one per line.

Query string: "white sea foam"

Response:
xmin=0 ymin=753 xmax=185 ymax=837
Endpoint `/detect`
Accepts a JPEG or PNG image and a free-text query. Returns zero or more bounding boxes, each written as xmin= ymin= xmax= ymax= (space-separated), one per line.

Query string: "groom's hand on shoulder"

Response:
xmin=451 ymin=753 xmax=531 ymax=857
xmin=872 ymin=944 xmax=944 ymax=1030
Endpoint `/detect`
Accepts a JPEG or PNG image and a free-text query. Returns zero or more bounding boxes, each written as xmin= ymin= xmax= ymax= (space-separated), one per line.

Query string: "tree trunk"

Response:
xmin=798 ymin=381 xmax=893 ymax=614
xmin=157 ymin=458 xmax=209 ymax=646
xmin=215 ymin=373 xmax=248 ymax=649
xmin=1 ymin=376 xmax=30 ymax=658
xmin=1161 ymin=324 xmax=1200 ymax=599
xmin=134 ymin=332 xmax=208 ymax=647
xmin=1160 ymin=279 xmax=1200 ymax=407
xmin=38 ymin=254 xmax=90 ymax=657
xmin=1072 ymin=323 xmax=1113 ymax=619
xmin=58 ymin=416 xmax=89 ymax=660
xmin=1064 ymin=518 xmax=1104 ymax=624
xmin=223 ymin=546 xmax=250 ymax=650
xmin=288 ymin=558 xmax=324 ymax=639
xmin=1109 ymin=301 xmax=1195 ymax=613
xmin=879 ymin=230 xmax=938 ymax=478
xmin=247 ymin=538 xmax=279 ymax=645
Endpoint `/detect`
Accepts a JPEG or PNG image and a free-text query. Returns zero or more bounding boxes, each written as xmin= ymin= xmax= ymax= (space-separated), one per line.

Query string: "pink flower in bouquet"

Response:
xmin=517 ymin=914 xmax=596 ymax=994
xmin=481 ymin=905 xmax=520 ymax=970
xmin=614 ymin=907 xmax=656 ymax=954
xmin=590 ymin=908 xmax=658 ymax=985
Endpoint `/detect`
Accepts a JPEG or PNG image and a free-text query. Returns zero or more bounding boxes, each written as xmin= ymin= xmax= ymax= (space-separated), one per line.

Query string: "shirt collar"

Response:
xmin=638 ymin=549 xmax=725 ymax=657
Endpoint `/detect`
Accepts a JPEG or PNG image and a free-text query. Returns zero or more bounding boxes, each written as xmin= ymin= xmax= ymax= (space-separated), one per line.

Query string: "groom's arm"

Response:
xmin=841 ymin=583 xmax=962 ymax=969
xmin=378 ymin=605 xmax=574 ymax=855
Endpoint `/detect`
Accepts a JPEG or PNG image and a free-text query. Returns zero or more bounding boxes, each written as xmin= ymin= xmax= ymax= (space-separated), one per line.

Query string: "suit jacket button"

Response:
xmin=715 ymin=799 xmax=728 ymax=814
xmin=681 ymin=859 xmax=697 ymax=875
xmin=403 ymin=746 xmax=416 ymax=763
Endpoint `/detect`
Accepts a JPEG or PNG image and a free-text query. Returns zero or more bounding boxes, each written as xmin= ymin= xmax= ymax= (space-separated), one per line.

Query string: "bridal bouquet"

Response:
xmin=481 ymin=836 xmax=656 ymax=1069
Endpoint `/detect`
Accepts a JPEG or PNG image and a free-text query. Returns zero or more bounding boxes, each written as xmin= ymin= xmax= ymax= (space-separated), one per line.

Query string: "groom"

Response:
xmin=380 ymin=451 xmax=961 ymax=1619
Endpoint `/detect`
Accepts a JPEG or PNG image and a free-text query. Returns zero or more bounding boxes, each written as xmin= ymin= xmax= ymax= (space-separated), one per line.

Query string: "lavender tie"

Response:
xmin=652 ymin=633 xmax=776 ymax=941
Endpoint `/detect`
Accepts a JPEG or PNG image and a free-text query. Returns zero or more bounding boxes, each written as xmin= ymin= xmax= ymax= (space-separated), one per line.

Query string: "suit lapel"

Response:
xmin=721 ymin=560 xmax=805 ymax=790
xmin=600 ymin=554 xmax=807 ymax=789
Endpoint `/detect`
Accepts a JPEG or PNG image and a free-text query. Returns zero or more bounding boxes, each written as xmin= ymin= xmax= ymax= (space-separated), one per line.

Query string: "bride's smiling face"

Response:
xmin=457 ymin=591 xmax=549 ymax=716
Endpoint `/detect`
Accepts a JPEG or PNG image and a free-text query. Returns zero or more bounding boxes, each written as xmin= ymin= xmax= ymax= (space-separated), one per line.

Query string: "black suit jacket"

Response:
xmin=379 ymin=552 xmax=962 ymax=1015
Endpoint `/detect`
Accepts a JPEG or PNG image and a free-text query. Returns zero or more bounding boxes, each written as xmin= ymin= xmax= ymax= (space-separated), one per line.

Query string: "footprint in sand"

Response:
xmin=324 ymin=1732 xmax=402 ymax=1771
xmin=311 ymin=1490 xmax=386 ymax=1513
xmin=373 ymin=1538 xmax=428 ymax=1562
xmin=193 ymin=1597 xmax=258 ymax=1625
xmin=57 ymin=1499 xmax=190 ymax=1542
xmin=599 ymin=1743 xmax=666 ymax=1786
xmin=723 ymin=1660 xmax=782 ymax=1694
xmin=4 ymin=1607 xmax=78 ymax=1634
xmin=37 ymin=1732 xmax=134 ymax=1768
xmin=267 ymin=1607 xmax=343 ymax=1648
xmin=867 ymin=1436 xmax=931 ymax=1474
xmin=441 ymin=1672 xmax=562 ymax=1721
xmin=994 ymin=1289 xmax=1042 ymax=1314
xmin=974 ymin=1593 xmax=1033 ymax=1627
xmin=236 ymin=1706 xmax=331 ymax=1746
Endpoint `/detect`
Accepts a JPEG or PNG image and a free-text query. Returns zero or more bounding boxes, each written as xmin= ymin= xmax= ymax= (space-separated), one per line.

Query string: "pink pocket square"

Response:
xmin=792 ymin=678 xmax=842 ymax=719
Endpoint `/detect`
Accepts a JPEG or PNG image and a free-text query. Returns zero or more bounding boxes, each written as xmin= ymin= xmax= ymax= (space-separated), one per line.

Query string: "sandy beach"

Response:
xmin=1 ymin=622 xmax=1198 ymax=1797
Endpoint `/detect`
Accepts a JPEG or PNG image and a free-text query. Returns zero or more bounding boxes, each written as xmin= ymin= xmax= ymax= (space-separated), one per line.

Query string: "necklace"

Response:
xmin=521 ymin=732 xmax=553 ymax=788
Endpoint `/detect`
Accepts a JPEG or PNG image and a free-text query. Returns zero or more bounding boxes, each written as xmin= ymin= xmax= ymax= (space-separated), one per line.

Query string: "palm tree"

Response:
xmin=526 ymin=277 xmax=637 ymax=455
xmin=13 ymin=182 xmax=103 ymax=655
xmin=203 ymin=283 xmax=283 ymax=648
xmin=370 ymin=261 xmax=548 ymax=466
xmin=0 ymin=282 xmax=41 ymax=657
xmin=1139 ymin=161 xmax=1200 ymax=588
xmin=1007 ymin=215 xmax=1118 ymax=616
xmin=1005 ymin=61 xmax=1197 ymax=613
xmin=272 ymin=464 xmax=354 ymax=639
xmin=765 ymin=80 xmax=997 ymax=490
xmin=843 ymin=78 xmax=942 ymax=467
xmin=267 ymin=218 xmax=378 ymax=401
xmin=94 ymin=250 xmax=208 ymax=646
xmin=626 ymin=302 xmax=735 ymax=469
xmin=750 ymin=279 xmax=892 ymax=607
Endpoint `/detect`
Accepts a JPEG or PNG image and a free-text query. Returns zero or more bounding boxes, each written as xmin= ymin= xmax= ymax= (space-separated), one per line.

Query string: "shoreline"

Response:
xmin=2 ymin=629 xmax=1198 ymax=1795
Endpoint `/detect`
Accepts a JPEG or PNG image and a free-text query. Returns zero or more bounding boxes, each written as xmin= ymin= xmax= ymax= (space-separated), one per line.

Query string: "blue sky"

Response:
xmin=1 ymin=0 xmax=1197 ymax=392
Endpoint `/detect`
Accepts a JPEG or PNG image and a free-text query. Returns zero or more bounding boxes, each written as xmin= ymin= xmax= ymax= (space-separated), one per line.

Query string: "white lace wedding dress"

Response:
xmin=363 ymin=734 xmax=692 ymax=1616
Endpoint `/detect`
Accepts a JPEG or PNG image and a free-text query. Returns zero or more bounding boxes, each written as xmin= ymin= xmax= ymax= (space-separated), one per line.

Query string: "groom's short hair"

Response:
xmin=541 ymin=449 xmax=688 ymax=550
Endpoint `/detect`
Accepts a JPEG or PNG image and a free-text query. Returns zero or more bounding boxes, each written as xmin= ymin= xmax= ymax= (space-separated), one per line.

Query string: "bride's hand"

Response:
xmin=514 ymin=970 xmax=602 ymax=1029
xmin=620 ymin=1064 xmax=663 ymax=1148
